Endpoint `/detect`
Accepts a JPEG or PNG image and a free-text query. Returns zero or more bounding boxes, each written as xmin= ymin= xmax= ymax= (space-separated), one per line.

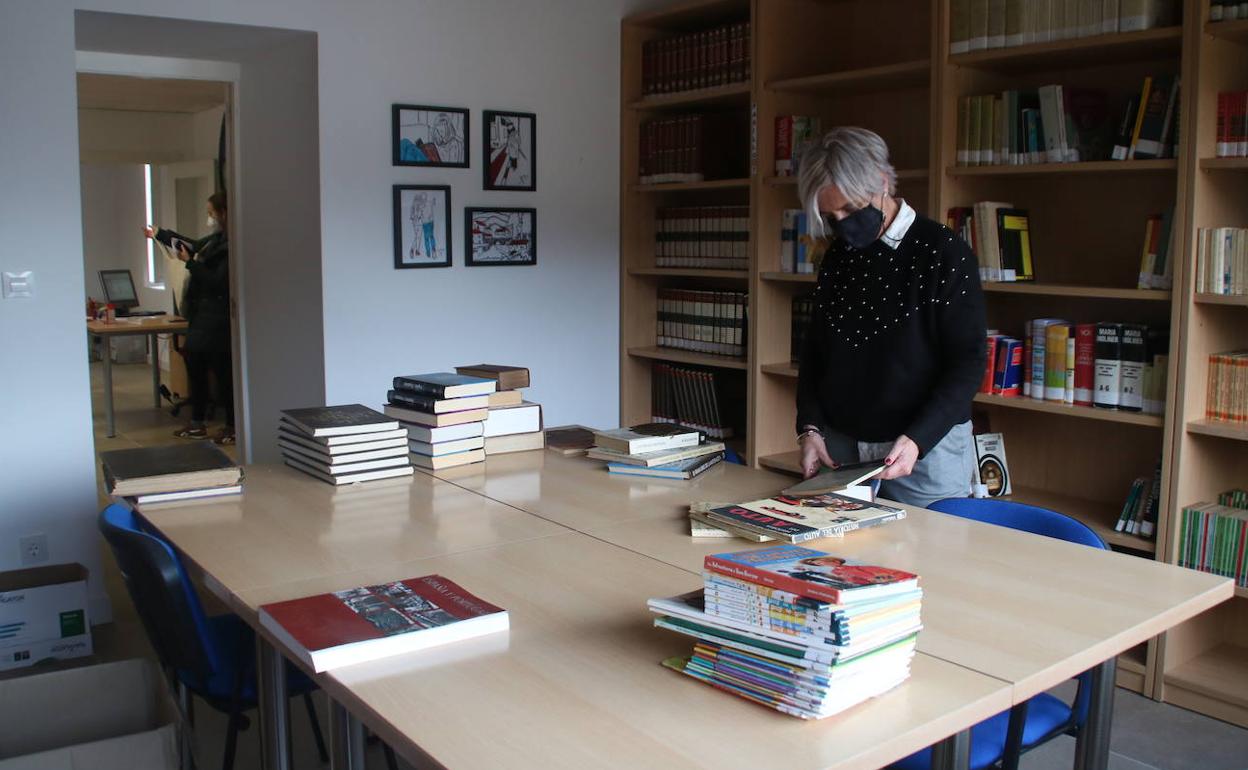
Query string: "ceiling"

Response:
xmin=76 ymin=73 xmax=228 ymax=113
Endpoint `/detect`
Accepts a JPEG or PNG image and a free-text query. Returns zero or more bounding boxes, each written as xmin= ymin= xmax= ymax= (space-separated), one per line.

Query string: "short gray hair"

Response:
xmin=797 ymin=127 xmax=896 ymax=237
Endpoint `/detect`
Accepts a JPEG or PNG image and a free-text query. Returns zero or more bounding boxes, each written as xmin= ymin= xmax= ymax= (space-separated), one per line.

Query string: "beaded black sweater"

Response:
xmin=795 ymin=213 xmax=987 ymax=455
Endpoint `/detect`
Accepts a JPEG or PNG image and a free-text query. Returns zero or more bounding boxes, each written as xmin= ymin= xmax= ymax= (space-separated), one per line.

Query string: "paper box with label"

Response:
xmin=0 ymin=563 xmax=91 ymax=671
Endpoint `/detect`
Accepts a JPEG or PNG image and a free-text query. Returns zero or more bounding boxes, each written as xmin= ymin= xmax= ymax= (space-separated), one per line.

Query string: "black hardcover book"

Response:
xmin=1118 ymin=323 xmax=1148 ymax=412
xmin=101 ymin=443 xmax=240 ymax=496
xmin=280 ymin=404 xmax=398 ymax=437
xmin=1093 ymin=323 xmax=1123 ymax=409
xmin=391 ymin=373 xmax=494 ymax=399
xmin=387 ymin=389 xmax=438 ymax=412
xmin=1112 ymin=94 xmax=1141 ymax=160
xmin=995 ymin=208 xmax=1034 ymax=281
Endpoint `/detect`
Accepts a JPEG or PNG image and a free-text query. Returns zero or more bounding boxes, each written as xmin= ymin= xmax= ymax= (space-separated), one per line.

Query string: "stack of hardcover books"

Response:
xmin=101 ymin=443 xmax=242 ymax=508
xmin=588 ymin=423 xmax=725 ymax=480
xmin=457 ymin=365 xmax=545 ymax=456
xmin=385 ymin=373 xmax=495 ymax=470
xmin=278 ymin=405 xmax=413 ymax=485
xmin=649 ymin=545 xmax=922 ymax=719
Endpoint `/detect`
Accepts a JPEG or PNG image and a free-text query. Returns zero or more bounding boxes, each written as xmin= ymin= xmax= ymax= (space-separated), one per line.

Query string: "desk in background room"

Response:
xmin=87 ymin=316 xmax=187 ymax=437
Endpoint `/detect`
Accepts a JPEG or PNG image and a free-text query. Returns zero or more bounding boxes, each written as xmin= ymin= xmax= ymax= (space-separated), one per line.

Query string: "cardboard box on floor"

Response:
xmin=0 ymin=564 xmax=92 ymax=671
xmin=0 ymin=658 xmax=179 ymax=769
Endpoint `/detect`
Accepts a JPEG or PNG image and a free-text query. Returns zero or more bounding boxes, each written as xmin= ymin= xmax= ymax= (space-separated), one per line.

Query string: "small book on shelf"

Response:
xmin=101 ymin=443 xmax=241 ymax=498
xmin=280 ymin=405 xmax=399 ymax=437
xmin=258 ymin=575 xmax=508 ymax=672
xmin=704 ymin=492 xmax=905 ymax=544
xmin=454 ymin=364 xmax=530 ymax=391
xmin=392 ymin=373 xmax=496 ymax=399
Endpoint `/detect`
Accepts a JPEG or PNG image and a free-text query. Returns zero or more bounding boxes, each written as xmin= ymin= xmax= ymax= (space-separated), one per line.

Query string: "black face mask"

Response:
xmin=830 ymin=204 xmax=884 ymax=250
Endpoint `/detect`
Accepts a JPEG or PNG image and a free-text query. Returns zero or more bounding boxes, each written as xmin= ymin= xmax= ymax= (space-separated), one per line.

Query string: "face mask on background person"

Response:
xmin=206 ymin=215 xmax=220 ymax=231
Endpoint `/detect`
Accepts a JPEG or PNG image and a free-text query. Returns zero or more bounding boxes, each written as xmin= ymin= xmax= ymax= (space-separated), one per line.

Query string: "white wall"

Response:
xmin=79 ymin=162 xmax=171 ymax=312
xmin=1 ymin=0 xmax=634 ymax=620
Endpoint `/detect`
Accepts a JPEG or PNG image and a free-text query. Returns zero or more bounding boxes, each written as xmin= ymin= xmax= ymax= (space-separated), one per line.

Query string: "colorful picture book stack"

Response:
xmin=980 ymin=320 xmax=1168 ymax=416
xmin=650 ymin=363 xmax=734 ymax=440
xmin=278 ymin=405 xmax=413 ymax=485
xmin=1206 ymin=350 xmax=1248 ymax=424
xmin=457 ymin=365 xmax=545 ymax=455
xmin=385 ymin=374 xmax=493 ymax=470
xmin=656 ymin=289 xmax=747 ymax=357
xmin=649 ymin=546 xmax=921 ymax=720
xmin=640 ymin=21 xmax=751 ymax=96
xmin=654 ymin=206 xmax=749 ymax=270
xmin=1177 ymin=489 xmax=1248 ymax=589
xmin=100 ymin=442 xmax=242 ymax=508
xmin=588 ymin=423 xmax=725 ymax=480
xmin=1196 ymin=227 xmax=1248 ymax=296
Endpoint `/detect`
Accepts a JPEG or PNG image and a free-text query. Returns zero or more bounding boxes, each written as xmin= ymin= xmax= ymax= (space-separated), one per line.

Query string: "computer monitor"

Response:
xmin=99 ymin=269 xmax=139 ymax=310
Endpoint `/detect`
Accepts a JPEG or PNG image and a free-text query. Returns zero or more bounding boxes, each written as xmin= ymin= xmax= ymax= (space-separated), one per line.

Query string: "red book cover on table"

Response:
xmin=259 ymin=575 xmax=508 ymax=672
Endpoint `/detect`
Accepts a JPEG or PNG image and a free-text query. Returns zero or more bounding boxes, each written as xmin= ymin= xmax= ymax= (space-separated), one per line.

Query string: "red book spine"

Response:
xmin=775 ymin=115 xmax=793 ymax=176
xmin=679 ymin=33 xmax=691 ymax=92
xmin=1217 ymin=91 xmax=1227 ymax=157
xmin=1074 ymin=323 xmax=1096 ymax=406
xmin=981 ymin=335 xmax=998 ymax=393
xmin=704 ymin=555 xmax=851 ymax=604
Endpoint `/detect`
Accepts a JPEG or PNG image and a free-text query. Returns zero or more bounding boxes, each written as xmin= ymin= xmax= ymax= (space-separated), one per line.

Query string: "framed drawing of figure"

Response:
xmin=393 ymin=105 xmax=469 ymax=168
xmin=394 ymin=185 xmax=452 ymax=269
xmin=465 ymin=207 xmax=536 ymax=266
xmin=483 ymin=110 xmax=535 ymax=191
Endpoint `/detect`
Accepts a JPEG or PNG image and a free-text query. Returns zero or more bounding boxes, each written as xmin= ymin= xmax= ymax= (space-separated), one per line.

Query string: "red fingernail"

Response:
xmin=885 ymin=458 xmax=894 ymax=465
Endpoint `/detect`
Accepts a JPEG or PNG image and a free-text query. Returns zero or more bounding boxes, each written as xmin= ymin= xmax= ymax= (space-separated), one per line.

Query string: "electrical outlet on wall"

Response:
xmin=19 ymin=534 xmax=48 ymax=566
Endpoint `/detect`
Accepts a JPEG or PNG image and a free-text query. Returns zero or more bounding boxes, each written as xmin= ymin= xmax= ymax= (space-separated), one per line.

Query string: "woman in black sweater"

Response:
xmin=795 ymin=128 xmax=986 ymax=508
xmin=145 ymin=192 xmax=234 ymax=444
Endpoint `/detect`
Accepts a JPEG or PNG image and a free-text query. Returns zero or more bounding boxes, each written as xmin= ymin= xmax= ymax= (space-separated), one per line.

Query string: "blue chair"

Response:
xmin=889 ymin=497 xmax=1107 ymax=770
xmin=723 ymin=447 xmax=745 ymax=465
xmin=99 ymin=503 xmax=328 ymax=770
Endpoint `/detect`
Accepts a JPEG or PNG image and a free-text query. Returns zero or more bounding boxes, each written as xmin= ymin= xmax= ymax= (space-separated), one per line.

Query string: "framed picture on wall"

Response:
xmin=483 ymin=110 xmax=536 ymax=191
xmin=465 ymin=207 xmax=536 ymax=266
xmin=393 ymin=185 xmax=452 ymax=269
xmin=392 ymin=104 xmax=469 ymax=168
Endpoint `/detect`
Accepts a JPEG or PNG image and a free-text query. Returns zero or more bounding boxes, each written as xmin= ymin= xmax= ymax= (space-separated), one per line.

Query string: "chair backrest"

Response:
xmin=929 ymin=496 xmax=1106 ymax=724
xmin=98 ymin=504 xmax=220 ymax=679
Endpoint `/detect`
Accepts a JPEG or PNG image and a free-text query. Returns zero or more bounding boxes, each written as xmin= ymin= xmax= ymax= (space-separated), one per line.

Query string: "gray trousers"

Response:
xmin=822 ymin=421 xmax=975 ymax=509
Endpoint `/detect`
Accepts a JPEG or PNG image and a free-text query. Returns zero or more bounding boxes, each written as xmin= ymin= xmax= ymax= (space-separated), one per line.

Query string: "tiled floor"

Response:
xmin=82 ymin=362 xmax=1248 ymax=769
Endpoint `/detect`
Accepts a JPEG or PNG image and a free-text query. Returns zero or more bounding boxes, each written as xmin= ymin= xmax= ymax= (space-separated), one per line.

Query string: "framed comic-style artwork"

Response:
xmin=393 ymin=104 xmax=469 ymax=168
xmin=465 ymin=207 xmax=536 ymax=266
xmin=483 ymin=110 xmax=535 ymax=191
xmin=393 ymin=185 xmax=452 ymax=269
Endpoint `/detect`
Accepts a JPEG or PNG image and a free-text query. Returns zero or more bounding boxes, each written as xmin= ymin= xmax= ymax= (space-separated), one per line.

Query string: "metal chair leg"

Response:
xmin=222 ymin=709 xmax=242 ymax=770
xmin=303 ymin=692 xmax=330 ymax=763
xmin=384 ymin=743 xmax=399 ymax=770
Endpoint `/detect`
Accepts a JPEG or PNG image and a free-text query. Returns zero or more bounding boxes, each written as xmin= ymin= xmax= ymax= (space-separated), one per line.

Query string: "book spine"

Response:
xmin=391 ymin=378 xmax=449 ymax=398
xmin=1045 ymin=323 xmax=1069 ymax=401
xmin=387 ymin=389 xmax=436 ymax=411
xmin=1119 ymin=323 xmax=1147 ymax=411
xmin=1064 ymin=334 xmax=1076 ymax=404
xmin=1094 ymin=322 xmax=1123 ymax=408
xmin=775 ymin=116 xmax=793 ymax=176
xmin=1074 ymin=323 xmax=1096 ymax=405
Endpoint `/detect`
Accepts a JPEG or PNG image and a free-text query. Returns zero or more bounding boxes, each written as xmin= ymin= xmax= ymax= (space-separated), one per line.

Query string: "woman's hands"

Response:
xmin=175 ymin=244 xmax=192 ymax=262
xmin=143 ymin=225 xmax=155 ymax=239
xmin=879 ymin=434 xmax=919 ymax=480
xmin=799 ymin=432 xmax=837 ymax=479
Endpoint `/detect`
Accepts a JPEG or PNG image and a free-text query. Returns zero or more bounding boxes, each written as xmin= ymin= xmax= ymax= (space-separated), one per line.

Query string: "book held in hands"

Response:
xmin=259 ymin=575 xmax=508 ymax=672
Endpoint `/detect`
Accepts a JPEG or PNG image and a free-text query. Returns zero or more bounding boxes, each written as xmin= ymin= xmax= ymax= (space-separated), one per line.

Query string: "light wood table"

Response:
xmin=87 ymin=315 xmax=188 ymax=437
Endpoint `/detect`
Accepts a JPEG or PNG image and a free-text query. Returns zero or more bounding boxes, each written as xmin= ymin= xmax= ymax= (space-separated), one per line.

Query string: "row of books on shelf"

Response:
xmin=947 ymin=203 xmax=1174 ymax=289
xmin=1206 ymin=351 xmax=1248 ymax=424
xmin=650 ymin=545 xmax=920 ymax=719
xmin=640 ymin=21 xmax=750 ymax=97
xmin=651 ymin=363 xmax=734 ymax=441
xmin=1196 ymin=227 xmax=1248 ymax=296
xmin=1215 ymin=92 xmax=1248 ymax=158
xmin=1116 ymin=460 xmax=1162 ymax=538
xmin=779 ymin=209 xmax=829 ymax=275
xmin=654 ymin=206 xmax=749 ymax=270
xmin=589 ymin=423 xmax=727 ymax=480
xmin=638 ymin=113 xmax=748 ymax=185
xmin=948 ymin=0 xmax=1178 ymax=54
xmin=774 ymin=116 xmax=822 ymax=177
xmin=1178 ymin=489 xmax=1248 ymax=589
xmin=981 ymin=321 xmax=1168 ymax=414
xmin=1210 ymin=2 xmax=1248 ymax=21
xmin=956 ymin=77 xmax=1179 ymax=167
xmin=656 ymin=288 xmax=748 ymax=357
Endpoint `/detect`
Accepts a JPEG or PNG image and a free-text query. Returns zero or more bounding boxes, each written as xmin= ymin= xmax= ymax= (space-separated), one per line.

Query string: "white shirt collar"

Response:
xmin=880 ymin=198 xmax=915 ymax=249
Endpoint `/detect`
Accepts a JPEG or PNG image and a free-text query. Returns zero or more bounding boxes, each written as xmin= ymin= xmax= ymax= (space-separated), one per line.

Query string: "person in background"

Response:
xmin=794 ymin=127 xmax=986 ymax=508
xmin=144 ymin=192 xmax=234 ymax=444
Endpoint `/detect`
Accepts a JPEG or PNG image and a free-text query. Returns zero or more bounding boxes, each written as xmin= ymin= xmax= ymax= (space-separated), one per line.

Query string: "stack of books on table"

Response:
xmin=385 ymin=373 xmax=494 ymax=470
xmin=649 ymin=545 xmax=922 ymax=720
xmin=278 ymin=404 xmax=413 ymax=485
xmin=456 ymin=365 xmax=546 ymax=456
xmin=101 ymin=443 xmax=242 ymax=508
xmin=588 ymin=424 xmax=725 ymax=480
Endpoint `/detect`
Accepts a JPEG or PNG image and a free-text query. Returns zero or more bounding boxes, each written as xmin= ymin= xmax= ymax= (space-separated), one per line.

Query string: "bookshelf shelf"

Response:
xmin=1194 ymin=293 xmax=1248 ymax=306
xmin=1118 ymin=643 xmax=1149 ymax=693
xmin=1186 ymin=420 xmax=1248 ymax=442
xmin=628 ymin=267 xmax=749 ymax=280
xmin=981 ymin=283 xmax=1172 ymax=301
xmin=947 ymin=159 xmax=1177 ymax=177
xmin=1204 ymin=18 xmax=1248 ymax=44
xmin=1003 ymin=486 xmax=1157 ymax=554
xmin=626 ymin=346 xmax=748 ymax=370
xmin=628 ymin=82 xmax=751 ymax=111
xmin=760 ymin=272 xmax=816 ymax=283
xmin=948 ymin=26 xmax=1183 ymax=71
xmin=764 ymin=167 xmax=930 ymax=186
xmin=630 ymin=178 xmax=751 ymax=193
xmin=1164 ymin=644 xmax=1248 ymax=713
xmin=626 ymin=0 xmax=749 ymax=27
xmin=1199 ymin=157 xmax=1248 ymax=171
xmin=767 ymin=58 xmax=930 ymax=94
xmin=760 ymin=362 xmax=799 ymax=378
xmin=972 ymin=393 xmax=1165 ymax=428
xmin=758 ymin=450 xmax=801 ymax=476
xmin=1238 ymin=586 xmax=1248 ymax=600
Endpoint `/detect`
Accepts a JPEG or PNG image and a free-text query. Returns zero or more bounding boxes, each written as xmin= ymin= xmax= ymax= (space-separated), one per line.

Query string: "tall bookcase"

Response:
xmin=620 ymin=0 xmax=1248 ymax=724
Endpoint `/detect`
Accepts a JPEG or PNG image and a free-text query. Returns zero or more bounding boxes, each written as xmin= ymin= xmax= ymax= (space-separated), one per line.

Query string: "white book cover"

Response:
xmin=974 ymin=433 xmax=1012 ymax=496
xmin=403 ymin=421 xmax=485 ymax=444
xmin=483 ymin=403 xmax=543 ymax=438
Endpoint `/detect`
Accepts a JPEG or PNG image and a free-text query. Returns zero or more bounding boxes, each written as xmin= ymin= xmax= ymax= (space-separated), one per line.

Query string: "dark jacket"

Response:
xmin=157 ymin=229 xmax=231 ymax=353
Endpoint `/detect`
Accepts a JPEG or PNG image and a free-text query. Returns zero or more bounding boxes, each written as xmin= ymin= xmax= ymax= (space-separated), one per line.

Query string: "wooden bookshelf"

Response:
xmin=1204 ymin=18 xmax=1248 ymax=44
xmin=947 ymin=159 xmax=1177 ymax=176
xmin=757 ymin=450 xmax=801 ymax=476
xmin=626 ymin=346 xmax=748 ymax=370
xmin=949 ymin=25 xmax=1183 ymax=70
xmin=980 ymin=283 xmax=1172 ymax=301
xmin=627 ymin=267 xmax=749 ymax=279
xmin=627 ymin=82 xmax=751 ymax=110
xmin=972 ymin=394 xmax=1166 ymax=428
xmin=760 ymin=362 xmax=799 ymax=378
xmin=759 ymin=271 xmax=815 ymax=283
xmin=1194 ymin=292 xmax=1248 ymax=306
xmin=1002 ymin=486 xmax=1157 ymax=554
xmin=765 ymin=167 xmax=930 ymax=186
xmin=1186 ymin=419 xmax=1248 ymax=442
xmin=1199 ymin=156 xmax=1248 ymax=171
xmin=767 ymin=58 xmax=931 ymax=95
xmin=630 ymin=178 xmax=751 ymax=193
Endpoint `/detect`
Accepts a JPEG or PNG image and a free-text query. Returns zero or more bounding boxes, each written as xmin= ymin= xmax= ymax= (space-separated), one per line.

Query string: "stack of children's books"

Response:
xmin=588 ymin=423 xmax=725 ymax=480
xmin=649 ymin=545 xmax=922 ymax=719
xmin=101 ymin=442 xmax=242 ymax=508
xmin=385 ymin=373 xmax=494 ymax=470
xmin=457 ymin=365 xmax=546 ymax=455
xmin=278 ymin=404 xmax=413 ymax=485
